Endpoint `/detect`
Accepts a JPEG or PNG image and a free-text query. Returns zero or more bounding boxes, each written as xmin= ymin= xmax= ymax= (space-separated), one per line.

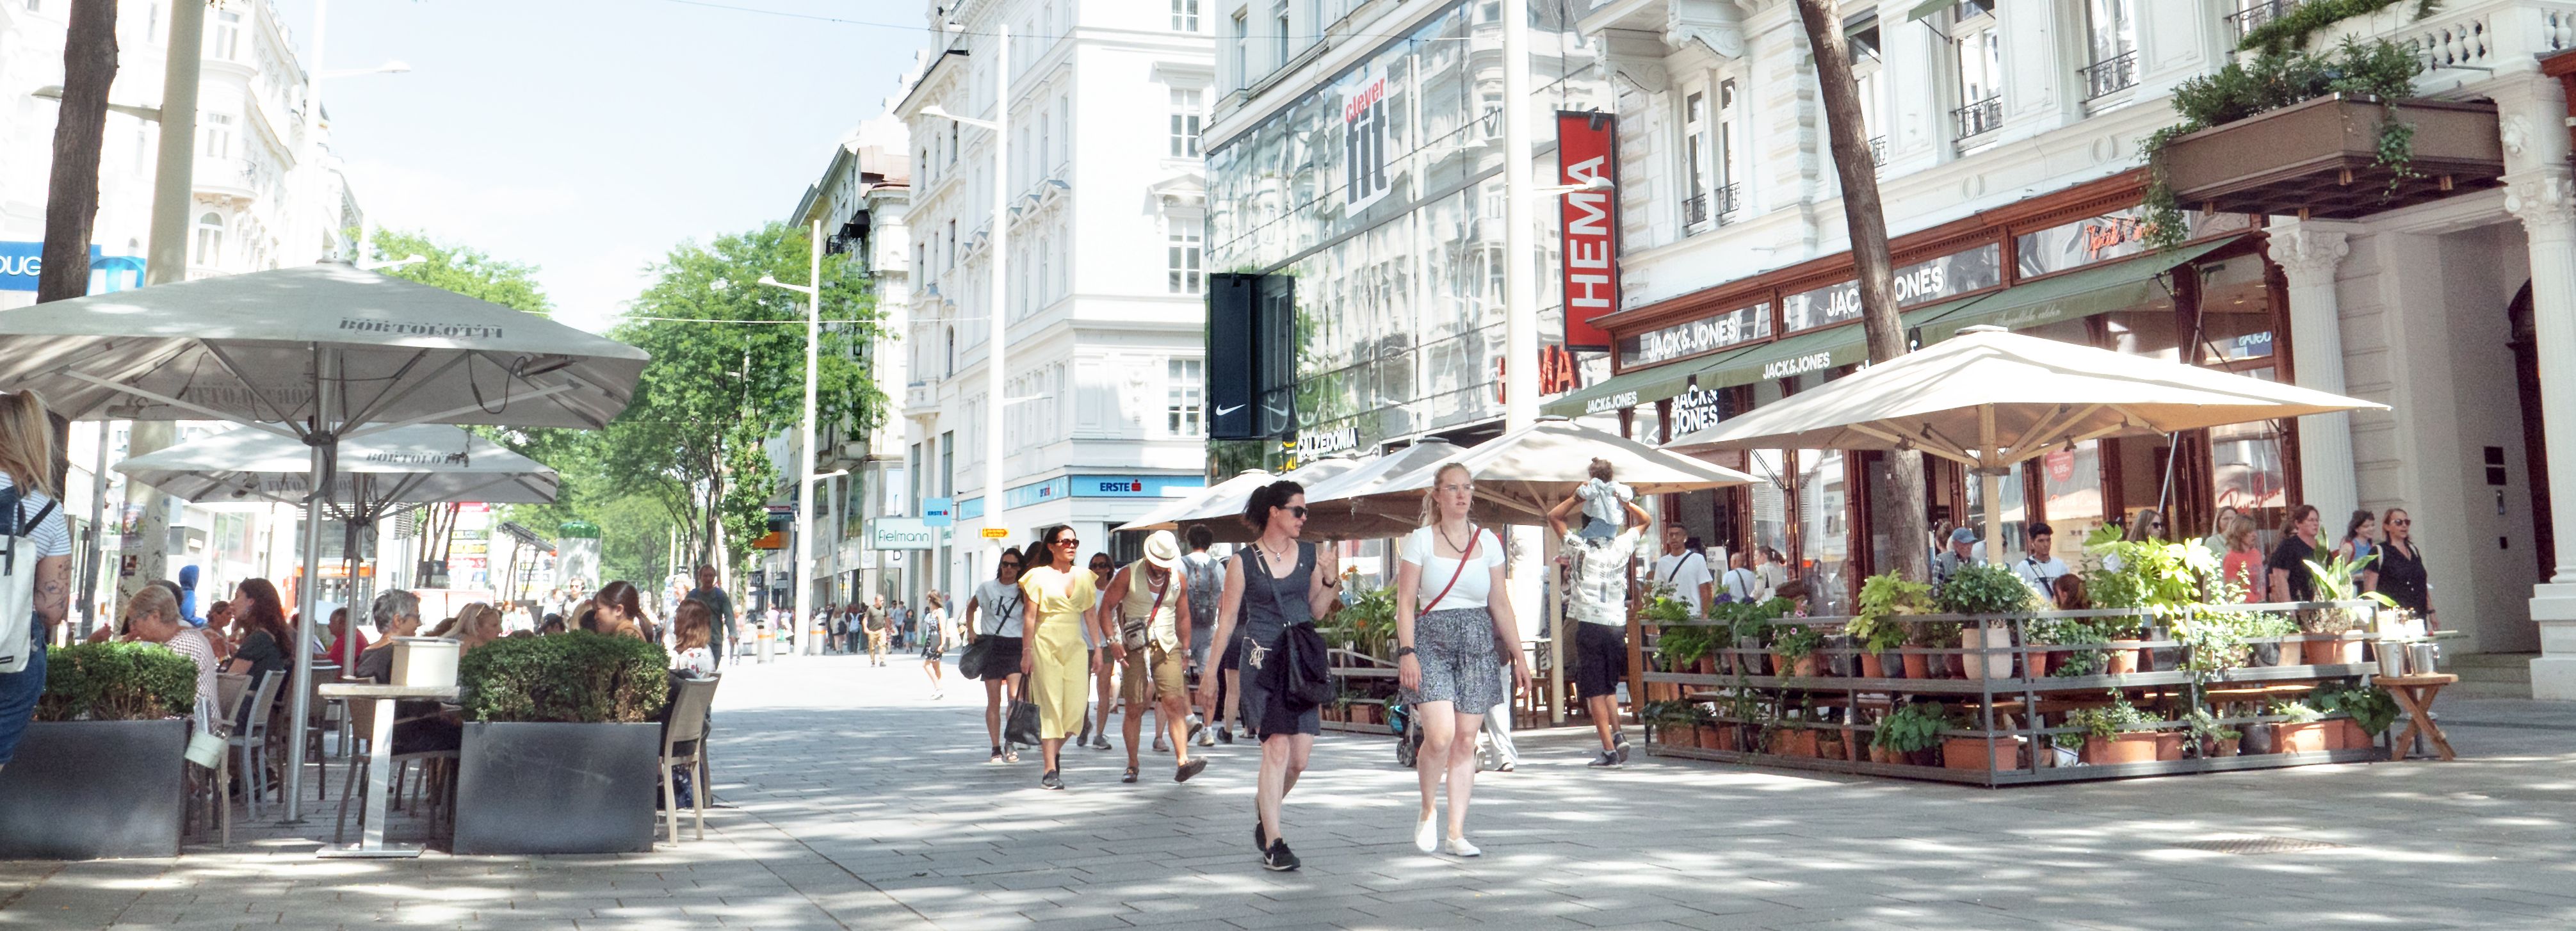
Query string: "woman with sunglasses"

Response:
xmin=966 ymin=547 xmax=1029 ymax=764
xmin=1019 ymin=526 xmax=1102 ymax=789
xmin=2375 ymin=508 xmax=2435 ymax=631
xmin=1195 ymin=480 xmax=1340 ymax=871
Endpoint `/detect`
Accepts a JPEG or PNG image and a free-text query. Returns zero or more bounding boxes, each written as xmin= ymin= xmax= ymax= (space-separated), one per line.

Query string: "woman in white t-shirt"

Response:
xmin=0 ymin=391 xmax=72 ymax=772
xmin=964 ymin=548 xmax=1028 ymax=763
xmin=1393 ymin=462 xmax=1531 ymax=858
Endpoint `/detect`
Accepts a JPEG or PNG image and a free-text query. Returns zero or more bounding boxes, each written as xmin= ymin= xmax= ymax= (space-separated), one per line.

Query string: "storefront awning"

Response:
xmin=1915 ymin=239 xmax=2232 ymax=343
xmin=1540 ymin=357 xmax=1708 ymax=418
xmin=1685 ymin=296 xmax=1979 ymax=391
xmin=1905 ymin=0 xmax=1952 ymax=22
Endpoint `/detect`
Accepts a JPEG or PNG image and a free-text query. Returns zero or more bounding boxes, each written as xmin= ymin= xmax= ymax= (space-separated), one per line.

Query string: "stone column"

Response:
xmin=2271 ymin=222 xmax=2358 ymax=529
xmin=2493 ymin=73 xmax=2576 ymax=699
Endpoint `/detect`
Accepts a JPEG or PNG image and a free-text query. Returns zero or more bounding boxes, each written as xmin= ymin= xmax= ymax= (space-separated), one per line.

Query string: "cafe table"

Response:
xmin=315 ymin=682 xmax=458 ymax=858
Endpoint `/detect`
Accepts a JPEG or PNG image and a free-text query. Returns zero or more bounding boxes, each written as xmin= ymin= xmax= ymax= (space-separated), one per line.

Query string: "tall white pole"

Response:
xmin=984 ymin=26 xmax=1012 ymax=560
xmin=1499 ymin=0 xmax=1550 ymax=720
xmin=795 ymin=218 xmax=823 ymax=655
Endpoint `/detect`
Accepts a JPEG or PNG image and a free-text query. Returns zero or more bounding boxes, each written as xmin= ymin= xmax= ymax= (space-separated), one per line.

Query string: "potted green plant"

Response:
xmin=1771 ymin=624 xmax=1828 ymax=679
xmin=2183 ymin=708 xmax=2242 ymax=759
xmin=2302 ymin=553 xmax=2395 ymax=665
xmin=1936 ymin=563 xmax=2038 ymax=680
xmin=0 ymin=643 xmax=197 ymax=859
xmin=2236 ymin=611 xmax=2303 ymax=667
xmin=452 ymin=631 xmax=672 ymax=855
xmin=2069 ymin=699 xmax=2160 ymax=765
xmin=2310 ymin=683 xmax=2399 ymax=755
xmin=2269 ymin=700 xmax=2329 ymax=754
xmin=1871 ymin=701 xmax=1945 ymax=766
xmin=1849 ymin=573 xmax=1929 ymax=679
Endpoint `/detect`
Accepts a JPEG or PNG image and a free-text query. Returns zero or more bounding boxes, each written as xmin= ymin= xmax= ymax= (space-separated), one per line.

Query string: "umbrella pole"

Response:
xmin=1979 ymin=405 xmax=2007 ymax=683
xmin=1546 ymin=527 xmax=1564 ymax=724
xmin=284 ymin=437 xmax=328 ymax=823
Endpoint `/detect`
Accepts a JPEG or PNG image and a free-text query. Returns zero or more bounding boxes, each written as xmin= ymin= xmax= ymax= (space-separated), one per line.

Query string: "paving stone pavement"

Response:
xmin=6 ymin=653 xmax=2576 ymax=930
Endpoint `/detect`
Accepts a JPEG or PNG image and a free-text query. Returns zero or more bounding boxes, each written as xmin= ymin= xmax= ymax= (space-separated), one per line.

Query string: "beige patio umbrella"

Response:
xmin=1667 ymin=325 xmax=2387 ymax=592
xmin=1341 ymin=419 xmax=1758 ymax=525
xmin=1116 ymin=469 xmax=1270 ymax=533
xmin=1296 ymin=441 xmax=1475 ymax=539
xmin=1115 ymin=458 xmax=1365 ymax=544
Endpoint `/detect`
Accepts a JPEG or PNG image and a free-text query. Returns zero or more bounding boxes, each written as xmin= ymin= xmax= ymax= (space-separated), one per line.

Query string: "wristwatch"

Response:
xmin=1395 ymin=645 xmax=1416 ymax=658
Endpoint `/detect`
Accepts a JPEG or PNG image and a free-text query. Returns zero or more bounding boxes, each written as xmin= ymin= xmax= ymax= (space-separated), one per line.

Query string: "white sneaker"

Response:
xmin=1194 ymin=727 xmax=1216 ymax=747
xmin=1442 ymin=836 xmax=1482 ymax=857
xmin=1413 ymin=811 xmax=1438 ymax=854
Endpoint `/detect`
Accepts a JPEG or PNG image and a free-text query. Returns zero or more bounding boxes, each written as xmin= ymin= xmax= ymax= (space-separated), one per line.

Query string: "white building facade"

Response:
xmin=1538 ymin=0 xmax=2576 ymax=689
xmin=893 ymin=0 xmax=1217 ymax=590
xmin=0 ymin=0 xmax=364 ymax=627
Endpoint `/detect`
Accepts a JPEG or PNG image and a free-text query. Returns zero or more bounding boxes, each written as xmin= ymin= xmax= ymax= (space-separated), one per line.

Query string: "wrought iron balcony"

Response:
xmin=1868 ymin=135 xmax=1887 ymax=167
xmin=2226 ymin=0 xmax=2303 ymax=44
xmin=2083 ymin=51 xmax=2139 ymax=101
xmin=1952 ymin=95 xmax=2003 ymax=143
xmin=1682 ymin=184 xmax=1742 ymax=232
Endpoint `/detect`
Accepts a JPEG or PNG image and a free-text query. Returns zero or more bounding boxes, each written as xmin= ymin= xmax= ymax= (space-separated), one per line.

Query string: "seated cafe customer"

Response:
xmin=125 ymin=585 xmax=219 ymax=730
xmin=351 ymin=589 xmax=460 ymax=755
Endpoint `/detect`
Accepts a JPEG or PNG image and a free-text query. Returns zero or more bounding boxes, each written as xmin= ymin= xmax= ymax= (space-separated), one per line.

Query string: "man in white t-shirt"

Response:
xmin=1717 ymin=551 xmax=1763 ymax=604
xmin=2011 ymin=521 xmax=2070 ymax=596
xmin=1649 ymin=523 xmax=1714 ymax=613
xmin=1549 ymin=491 xmax=1649 ymax=769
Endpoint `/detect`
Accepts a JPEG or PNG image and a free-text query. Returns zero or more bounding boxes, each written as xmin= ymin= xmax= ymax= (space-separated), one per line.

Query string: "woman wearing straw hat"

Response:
xmin=1103 ymin=530 xmax=1209 ymax=785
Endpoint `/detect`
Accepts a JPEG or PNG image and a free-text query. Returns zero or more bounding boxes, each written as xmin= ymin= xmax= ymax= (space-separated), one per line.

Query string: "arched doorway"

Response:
xmin=2509 ymin=282 xmax=2554 ymax=579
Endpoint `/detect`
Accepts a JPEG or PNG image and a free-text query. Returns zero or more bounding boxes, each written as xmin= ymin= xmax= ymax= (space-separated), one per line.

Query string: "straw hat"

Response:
xmin=1142 ymin=530 xmax=1184 ymax=570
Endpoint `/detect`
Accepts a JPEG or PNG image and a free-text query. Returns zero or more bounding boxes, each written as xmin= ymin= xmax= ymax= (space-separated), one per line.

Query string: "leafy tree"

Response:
xmin=365 ymin=228 xmax=554 ymax=316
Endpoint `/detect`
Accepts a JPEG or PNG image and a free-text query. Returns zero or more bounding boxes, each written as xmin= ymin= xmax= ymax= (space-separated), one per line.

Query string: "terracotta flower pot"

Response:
xmin=2271 ymin=636 xmax=2305 ymax=667
xmin=1773 ymin=652 xmax=1822 ymax=679
xmin=2105 ymin=641 xmax=2145 ymax=676
xmin=1700 ymin=724 xmax=1731 ymax=750
xmin=1697 ymin=656 xmax=1718 ymax=676
xmin=2154 ymin=732 xmax=2185 ymax=761
xmin=2214 ymin=737 xmax=2241 ymax=757
xmin=1662 ymin=725 xmax=1697 ymax=749
xmin=1859 ymin=653 xmax=1886 ymax=679
xmin=2081 ymin=733 xmax=2159 ymax=765
xmin=1354 ymin=705 xmax=1379 ymax=725
xmin=2276 ymin=721 xmax=2330 ymax=754
xmin=1902 ymin=653 xmax=1931 ymax=679
xmin=2336 ymin=719 xmax=2370 ymax=752
xmin=1770 ymin=729 xmax=1818 ymax=757
xmin=1867 ymin=743 xmax=1892 ymax=765
xmin=1942 ymin=735 xmax=2020 ymax=772
xmin=2022 ymin=648 xmax=2052 ymax=679
xmin=1943 ymin=653 xmax=1966 ymax=678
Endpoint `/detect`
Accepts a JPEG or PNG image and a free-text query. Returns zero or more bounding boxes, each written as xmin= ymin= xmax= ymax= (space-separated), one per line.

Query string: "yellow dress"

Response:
xmin=1019 ymin=565 xmax=1097 ymax=741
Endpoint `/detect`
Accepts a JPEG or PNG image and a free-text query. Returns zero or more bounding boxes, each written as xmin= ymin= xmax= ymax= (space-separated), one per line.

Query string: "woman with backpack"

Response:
xmin=0 ymin=391 xmax=70 ymax=773
xmin=965 ymin=548 xmax=1028 ymax=763
xmin=1194 ymin=480 xmax=1341 ymax=871
xmin=1394 ymin=462 xmax=1529 ymax=857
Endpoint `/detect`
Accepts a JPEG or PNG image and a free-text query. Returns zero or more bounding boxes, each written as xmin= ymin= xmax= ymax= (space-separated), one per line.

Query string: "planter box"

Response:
xmin=2276 ymin=721 xmax=2331 ymax=754
xmin=1769 ymin=729 xmax=1819 ymax=758
xmin=0 ymin=720 xmax=188 ymax=859
xmin=2162 ymin=95 xmax=2504 ymax=220
xmin=2082 ymin=733 xmax=2159 ymax=765
xmin=1942 ymin=735 xmax=2021 ymax=772
xmin=1658 ymin=724 xmax=1697 ymax=749
xmin=1698 ymin=724 xmax=1732 ymax=751
xmin=453 ymin=722 xmax=661 ymax=855
xmin=2336 ymin=720 xmax=2371 ymax=753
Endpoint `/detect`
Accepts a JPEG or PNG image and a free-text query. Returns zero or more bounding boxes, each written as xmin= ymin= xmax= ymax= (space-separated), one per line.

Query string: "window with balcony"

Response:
xmin=2084 ymin=0 xmax=2139 ymax=101
xmin=1168 ymin=218 xmax=1203 ymax=294
xmin=193 ymin=212 xmax=223 ymax=265
xmin=1680 ymin=81 xmax=1742 ymax=231
xmin=211 ymin=10 xmax=241 ymax=61
xmin=1171 ymin=88 xmax=1203 ymax=158
xmin=201 ymin=112 xmax=232 ymax=160
xmin=1950 ymin=1 xmax=2004 ymax=143
xmin=1173 ymin=0 xmax=1199 ymax=31
xmin=1167 ymin=359 xmax=1204 ymax=436
xmin=1849 ymin=12 xmax=1886 ymax=168
xmin=2228 ymin=0 xmax=2303 ymax=45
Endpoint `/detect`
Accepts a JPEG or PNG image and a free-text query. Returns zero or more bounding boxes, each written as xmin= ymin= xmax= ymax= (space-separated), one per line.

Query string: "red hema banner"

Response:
xmin=1557 ymin=111 xmax=1619 ymax=351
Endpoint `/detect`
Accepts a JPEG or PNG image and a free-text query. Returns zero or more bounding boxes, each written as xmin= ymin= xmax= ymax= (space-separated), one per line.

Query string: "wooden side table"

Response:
xmin=2375 ymin=674 xmax=2459 ymax=761
xmin=315 ymin=683 xmax=458 ymax=857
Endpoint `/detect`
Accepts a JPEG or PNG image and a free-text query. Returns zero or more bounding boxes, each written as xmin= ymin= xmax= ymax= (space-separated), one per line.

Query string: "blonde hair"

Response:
xmin=0 ymin=391 xmax=58 ymax=498
xmin=1418 ymin=462 xmax=1473 ymax=527
xmin=2224 ymin=514 xmax=2258 ymax=552
xmin=457 ymin=603 xmax=502 ymax=640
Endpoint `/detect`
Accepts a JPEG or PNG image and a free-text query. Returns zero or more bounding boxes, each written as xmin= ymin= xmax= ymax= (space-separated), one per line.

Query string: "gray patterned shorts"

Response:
xmin=1401 ymin=607 xmax=1505 ymax=713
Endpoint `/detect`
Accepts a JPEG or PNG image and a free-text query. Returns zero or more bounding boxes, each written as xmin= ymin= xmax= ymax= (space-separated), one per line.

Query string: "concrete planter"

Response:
xmin=452 ymin=722 xmax=661 ymax=855
xmin=0 ymin=720 xmax=188 ymax=859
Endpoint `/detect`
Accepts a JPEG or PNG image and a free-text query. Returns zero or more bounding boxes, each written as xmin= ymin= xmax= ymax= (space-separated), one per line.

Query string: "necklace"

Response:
xmin=1439 ymin=521 xmax=1472 ymax=556
xmin=1260 ymin=536 xmax=1294 ymax=566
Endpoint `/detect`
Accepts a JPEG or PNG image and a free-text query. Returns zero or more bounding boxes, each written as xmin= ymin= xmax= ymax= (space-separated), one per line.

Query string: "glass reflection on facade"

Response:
xmin=1206 ymin=0 xmax=1607 ymax=459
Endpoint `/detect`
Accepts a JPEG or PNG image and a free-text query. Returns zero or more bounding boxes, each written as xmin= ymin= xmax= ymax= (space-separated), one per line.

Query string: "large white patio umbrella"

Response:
xmin=1338 ymin=419 xmax=1758 ymax=524
xmin=0 ymin=261 xmax=644 ymax=819
xmin=1116 ymin=469 xmax=1271 ymax=534
xmin=115 ymin=424 xmax=561 ymax=675
xmin=1116 ymin=458 xmax=1364 ymax=544
xmin=1298 ymin=441 xmax=1470 ymax=539
xmin=1666 ymin=326 xmax=2387 ymax=587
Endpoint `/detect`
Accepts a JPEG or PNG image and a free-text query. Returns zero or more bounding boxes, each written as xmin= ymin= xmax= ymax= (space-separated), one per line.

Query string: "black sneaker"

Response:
xmin=1217 ymin=725 xmax=1235 ymax=745
xmin=1263 ymin=838 xmax=1300 ymax=871
xmin=1041 ymin=770 xmax=1064 ymax=790
xmin=1588 ymin=750 xmax=1621 ymax=768
xmin=1254 ymin=817 xmax=1267 ymax=852
xmin=1614 ymin=730 xmax=1632 ymax=764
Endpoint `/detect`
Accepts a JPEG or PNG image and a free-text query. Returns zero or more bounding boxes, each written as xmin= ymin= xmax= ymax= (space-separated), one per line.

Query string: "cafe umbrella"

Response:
xmin=0 ymin=261 xmax=644 ymax=819
xmin=114 ymin=423 xmax=562 ymax=672
xmin=1115 ymin=458 xmax=1365 ymax=544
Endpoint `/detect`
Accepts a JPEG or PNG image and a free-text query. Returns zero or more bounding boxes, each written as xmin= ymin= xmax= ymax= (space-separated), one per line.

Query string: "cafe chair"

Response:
xmin=662 ymin=676 xmax=722 ymax=844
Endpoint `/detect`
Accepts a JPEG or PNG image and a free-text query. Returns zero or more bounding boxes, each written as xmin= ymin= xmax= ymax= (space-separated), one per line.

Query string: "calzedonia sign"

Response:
xmin=1617 ymin=301 xmax=1769 ymax=368
xmin=1557 ymin=111 xmax=1619 ymax=350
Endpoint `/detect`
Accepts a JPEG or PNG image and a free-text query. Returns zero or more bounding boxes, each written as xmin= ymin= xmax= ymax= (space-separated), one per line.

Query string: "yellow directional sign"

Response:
xmin=981 ymin=528 xmax=1011 ymax=539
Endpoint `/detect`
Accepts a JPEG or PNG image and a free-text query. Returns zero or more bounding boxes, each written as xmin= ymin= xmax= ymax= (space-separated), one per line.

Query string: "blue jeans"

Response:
xmin=0 ymin=638 xmax=46 ymax=767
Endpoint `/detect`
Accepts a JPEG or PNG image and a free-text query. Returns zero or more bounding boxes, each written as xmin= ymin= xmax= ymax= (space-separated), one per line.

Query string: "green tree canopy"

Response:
xmin=366 ymin=229 xmax=555 ymax=317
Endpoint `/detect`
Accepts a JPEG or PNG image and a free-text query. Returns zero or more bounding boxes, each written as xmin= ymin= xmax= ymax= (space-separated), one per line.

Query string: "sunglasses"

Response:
xmin=1278 ymin=505 xmax=1309 ymax=518
xmin=2390 ymin=519 xmax=2410 ymax=526
xmin=1055 ymin=538 xmax=1081 ymax=547
xmin=1000 ymin=561 xmax=1021 ymax=568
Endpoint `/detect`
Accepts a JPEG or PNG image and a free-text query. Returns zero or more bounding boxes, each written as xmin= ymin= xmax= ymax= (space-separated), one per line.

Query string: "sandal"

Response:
xmin=1004 ymin=747 xmax=1021 ymax=763
xmin=1122 ymin=766 xmax=1140 ymax=784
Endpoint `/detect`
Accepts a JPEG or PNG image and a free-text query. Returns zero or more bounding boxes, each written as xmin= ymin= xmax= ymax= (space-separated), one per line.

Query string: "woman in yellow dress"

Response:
xmin=1017 ymin=524 xmax=1098 ymax=790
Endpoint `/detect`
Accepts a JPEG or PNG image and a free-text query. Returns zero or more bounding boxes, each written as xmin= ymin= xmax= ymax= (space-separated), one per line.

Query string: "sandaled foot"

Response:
xmin=1122 ymin=766 xmax=1139 ymax=783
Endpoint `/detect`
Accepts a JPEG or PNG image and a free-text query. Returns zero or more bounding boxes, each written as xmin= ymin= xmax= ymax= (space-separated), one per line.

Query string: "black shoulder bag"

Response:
xmin=1251 ymin=544 xmax=1335 ymax=709
xmin=958 ymin=588 xmax=1019 ymax=680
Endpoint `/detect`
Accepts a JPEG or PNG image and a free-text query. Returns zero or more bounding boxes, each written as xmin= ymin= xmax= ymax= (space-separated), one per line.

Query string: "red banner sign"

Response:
xmin=1557 ymin=111 xmax=1619 ymax=351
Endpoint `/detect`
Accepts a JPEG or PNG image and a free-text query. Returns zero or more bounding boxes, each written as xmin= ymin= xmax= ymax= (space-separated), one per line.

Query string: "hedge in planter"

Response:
xmin=0 ymin=643 xmax=199 ymax=859
xmin=452 ymin=632 xmax=672 ymax=855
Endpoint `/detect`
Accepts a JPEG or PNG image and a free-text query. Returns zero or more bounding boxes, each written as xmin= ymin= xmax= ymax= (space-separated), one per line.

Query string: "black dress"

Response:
xmin=2376 ymin=540 xmax=2431 ymax=614
xmin=1236 ymin=543 xmax=1322 ymax=740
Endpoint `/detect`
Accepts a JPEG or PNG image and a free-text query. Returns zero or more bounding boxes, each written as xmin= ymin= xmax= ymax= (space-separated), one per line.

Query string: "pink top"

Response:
xmin=2223 ymin=549 xmax=2262 ymax=601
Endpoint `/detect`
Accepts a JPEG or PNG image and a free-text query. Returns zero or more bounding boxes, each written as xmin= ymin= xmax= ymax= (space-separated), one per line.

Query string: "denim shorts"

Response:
xmin=0 ymin=636 xmax=47 ymax=767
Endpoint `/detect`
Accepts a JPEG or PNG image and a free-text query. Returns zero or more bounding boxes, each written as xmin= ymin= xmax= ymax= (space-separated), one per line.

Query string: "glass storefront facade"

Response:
xmin=1205 ymin=1 xmax=1610 ymax=463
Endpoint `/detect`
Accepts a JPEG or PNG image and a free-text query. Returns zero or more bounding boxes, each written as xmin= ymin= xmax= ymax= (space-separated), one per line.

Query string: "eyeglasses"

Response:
xmin=1279 ymin=505 xmax=1309 ymax=518
xmin=1438 ymin=483 xmax=1475 ymax=494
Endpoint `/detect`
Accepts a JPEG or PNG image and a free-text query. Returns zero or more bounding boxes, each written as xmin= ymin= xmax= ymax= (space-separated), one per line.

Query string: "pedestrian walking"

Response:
xmin=1548 ymin=482 xmax=1649 ymax=768
xmin=1081 ymin=552 xmax=1119 ymax=751
xmin=1396 ymin=463 xmax=1527 ymax=857
xmin=1198 ymin=480 xmax=1341 ymax=871
xmin=685 ymin=565 xmax=736 ymax=668
xmin=1019 ymin=526 xmax=1101 ymax=790
xmin=1103 ymin=531 xmax=1207 ymax=784
xmin=919 ymin=592 xmax=951 ymax=699
xmin=966 ymin=549 xmax=1028 ymax=763
xmin=864 ymin=597 xmax=889 ymax=667
xmin=2375 ymin=508 xmax=2436 ymax=631
xmin=2011 ymin=521 xmax=2070 ymax=594
xmin=1181 ymin=526 xmax=1224 ymax=747
xmin=2267 ymin=504 xmax=2328 ymax=603
xmin=0 ymin=389 xmax=72 ymax=773
xmin=1717 ymin=551 xmax=1761 ymax=604
xmin=1756 ymin=547 xmax=1790 ymax=599
xmin=1653 ymin=522 xmax=1715 ymax=611
xmin=891 ymin=599 xmax=912 ymax=652
xmin=2220 ymin=515 xmax=2266 ymax=601
xmin=2336 ymin=509 xmax=2382 ymax=592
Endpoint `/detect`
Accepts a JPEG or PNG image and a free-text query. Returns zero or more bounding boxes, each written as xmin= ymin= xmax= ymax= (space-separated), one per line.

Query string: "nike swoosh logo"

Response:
xmin=1215 ymin=404 xmax=1245 ymax=416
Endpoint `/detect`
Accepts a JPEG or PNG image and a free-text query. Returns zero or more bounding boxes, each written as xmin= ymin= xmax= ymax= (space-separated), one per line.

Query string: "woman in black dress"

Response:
xmin=2375 ymin=508 xmax=2435 ymax=631
xmin=1195 ymin=480 xmax=1339 ymax=871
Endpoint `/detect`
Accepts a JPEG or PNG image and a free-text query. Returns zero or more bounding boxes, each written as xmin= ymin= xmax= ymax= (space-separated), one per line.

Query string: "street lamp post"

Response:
xmin=922 ymin=23 xmax=1010 ymax=572
xmin=759 ymin=219 xmax=827 ymax=656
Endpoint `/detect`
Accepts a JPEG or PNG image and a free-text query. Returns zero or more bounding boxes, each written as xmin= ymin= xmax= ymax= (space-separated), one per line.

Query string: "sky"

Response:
xmin=269 ymin=0 xmax=933 ymax=334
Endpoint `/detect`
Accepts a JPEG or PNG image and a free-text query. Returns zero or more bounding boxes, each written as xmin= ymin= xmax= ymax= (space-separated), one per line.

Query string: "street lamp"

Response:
xmin=920 ymin=25 xmax=1012 ymax=579
xmin=759 ymin=236 xmax=826 ymax=655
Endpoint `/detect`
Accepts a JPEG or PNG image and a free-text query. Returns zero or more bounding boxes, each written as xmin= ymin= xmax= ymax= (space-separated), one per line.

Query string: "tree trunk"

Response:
xmin=1794 ymin=0 xmax=1929 ymax=583
xmin=36 ymin=0 xmax=118 ymax=304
